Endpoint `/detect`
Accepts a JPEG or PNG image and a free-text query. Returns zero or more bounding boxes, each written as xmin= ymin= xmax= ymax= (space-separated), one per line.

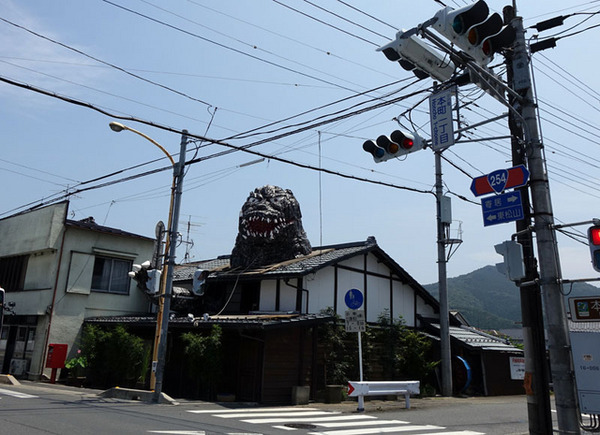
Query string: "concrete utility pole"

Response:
xmin=435 ymin=150 xmax=453 ymax=397
xmin=510 ymin=14 xmax=580 ymax=434
xmin=504 ymin=6 xmax=553 ymax=434
xmin=152 ymin=130 xmax=188 ymax=403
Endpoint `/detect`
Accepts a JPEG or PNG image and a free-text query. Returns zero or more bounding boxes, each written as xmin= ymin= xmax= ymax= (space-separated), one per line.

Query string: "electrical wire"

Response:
xmin=100 ymin=0 xmax=365 ymax=94
xmin=0 ymin=16 xmax=213 ymax=107
xmin=271 ymin=0 xmax=379 ymax=46
xmin=0 ymin=74 xmax=436 ymax=218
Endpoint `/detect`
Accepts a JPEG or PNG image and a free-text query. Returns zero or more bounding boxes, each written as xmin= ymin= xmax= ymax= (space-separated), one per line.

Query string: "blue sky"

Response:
xmin=1 ymin=0 xmax=599 ymax=288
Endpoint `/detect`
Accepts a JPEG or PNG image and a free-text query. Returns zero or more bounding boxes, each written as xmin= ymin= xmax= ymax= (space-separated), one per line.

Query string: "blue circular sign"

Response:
xmin=345 ymin=288 xmax=364 ymax=310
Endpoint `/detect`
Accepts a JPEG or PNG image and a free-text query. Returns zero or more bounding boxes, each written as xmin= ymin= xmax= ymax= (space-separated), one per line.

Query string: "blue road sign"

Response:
xmin=481 ymin=190 xmax=524 ymax=227
xmin=345 ymin=288 xmax=364 ymax=310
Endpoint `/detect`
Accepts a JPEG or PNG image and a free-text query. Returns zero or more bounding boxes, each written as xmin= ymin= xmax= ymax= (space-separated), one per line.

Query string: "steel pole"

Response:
xmin=511 ymin=16 xmax=580 ymax=434
xmin=152 ymin=130 xmax=188 ymax=403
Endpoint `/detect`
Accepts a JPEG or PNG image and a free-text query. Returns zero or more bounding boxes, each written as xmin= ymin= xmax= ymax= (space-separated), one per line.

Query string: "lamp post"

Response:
xmin=109 ymin=122 xmax=188 ymax=403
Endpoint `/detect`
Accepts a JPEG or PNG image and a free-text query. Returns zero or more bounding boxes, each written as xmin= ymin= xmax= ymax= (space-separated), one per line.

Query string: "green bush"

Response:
xmin=80 ymin=324 xmax=148 ymax=388
xmin=318 ymin=308 xmax=350 ymax=385
xmin=181 ymin=325 xmax=223 ymax=398
xmin=318 ymin=309 xmax=438 ymax=393
xmin=374 ymin=310 xmax=438 ymax=386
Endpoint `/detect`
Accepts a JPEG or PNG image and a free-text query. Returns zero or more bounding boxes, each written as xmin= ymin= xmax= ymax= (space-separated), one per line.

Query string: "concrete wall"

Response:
xmin=0 ymin=202 xmax=66 ymax=256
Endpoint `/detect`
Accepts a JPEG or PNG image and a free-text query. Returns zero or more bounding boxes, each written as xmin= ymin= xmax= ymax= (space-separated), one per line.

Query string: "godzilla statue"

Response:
xmin=230 ymin=185 xmax=312 ymax=268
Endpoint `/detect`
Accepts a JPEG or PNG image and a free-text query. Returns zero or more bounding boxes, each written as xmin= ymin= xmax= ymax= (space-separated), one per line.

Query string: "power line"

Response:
xmin=0 ymin=16 xmax=213 ymax=107
xmin=272 ymin=0 xmax=379 ymax=46
xmin=0 ymin=74 xmax=435 ymax=217
xmin=100 ymin=0 xmax=363 ymax=94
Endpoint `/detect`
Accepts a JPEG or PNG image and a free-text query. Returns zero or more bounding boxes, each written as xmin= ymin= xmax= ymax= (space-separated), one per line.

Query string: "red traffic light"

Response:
xmin=390 ymin=130 xmax=415 ymax=150
xmin=589 ymin=226 xmax=600 ymax=246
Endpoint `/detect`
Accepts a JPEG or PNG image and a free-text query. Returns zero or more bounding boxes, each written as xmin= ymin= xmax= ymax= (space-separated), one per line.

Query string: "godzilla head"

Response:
xmin=230 ymin=185 xmax=312 ymax=268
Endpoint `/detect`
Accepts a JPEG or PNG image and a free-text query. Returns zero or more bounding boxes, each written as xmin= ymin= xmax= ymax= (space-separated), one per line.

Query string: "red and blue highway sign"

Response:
xmin=470 ymin=165 xmax=530 ymax=197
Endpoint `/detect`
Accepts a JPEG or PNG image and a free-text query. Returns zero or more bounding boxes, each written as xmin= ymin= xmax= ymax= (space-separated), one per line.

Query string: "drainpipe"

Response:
xmin=39 ymin=227 xmax=67 ymax=379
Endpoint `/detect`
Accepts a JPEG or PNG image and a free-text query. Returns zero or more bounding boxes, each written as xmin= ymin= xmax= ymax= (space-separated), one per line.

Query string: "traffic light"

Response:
xmin=378 ymin=31 xmax=456 ymax=82
xmin=362 ymin=130 xmax=426 ymax=163
xmin=146 ymin=269 xmax=162 ymax=294
xmin=588 ymin=225 xmax=600 ymax=272
xmin=128 ymin=260 xmax=161 ymax=293
xmin=432 ymin=0 xmax=516 ymax=66
xmin=192 ymin=269 xmax=207 ymax=296
xmin=494 ymin=240 xmax=526 ymax=281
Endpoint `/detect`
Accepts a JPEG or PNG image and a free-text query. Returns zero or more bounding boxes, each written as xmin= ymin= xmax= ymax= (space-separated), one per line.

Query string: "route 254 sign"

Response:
xmin=470 ymin=165 xmax=530 ymax=197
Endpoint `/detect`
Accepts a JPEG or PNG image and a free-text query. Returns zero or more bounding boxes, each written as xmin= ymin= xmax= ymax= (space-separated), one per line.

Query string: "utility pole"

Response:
xmin=436 ymin=149 xmax=453 ymax=397
xmin=152 ymin=130 xmax=188 ymax=403
xmin=510 ymin=14 xmax=580 ymax=434
xmin=504 ymin=6 xmax=553 ymax=434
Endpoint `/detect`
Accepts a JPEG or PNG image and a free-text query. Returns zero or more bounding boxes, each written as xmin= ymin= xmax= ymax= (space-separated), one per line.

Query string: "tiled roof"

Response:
xmin=449 ymin=326 xmax=521 ymax=352
xmin=65 ymin=219 xmax=153 ymax=241
xmin=174 ymin=237 xmax=379 ymax=281
xmin=171 ymin=236 xmax=440 ymax=311
xmin=85 ymin=312 xmax=334 ymax=330
xmin=428 ymin=323 xmax=522 ymax=352
xmin=173 ymin=257 xmax=231 ymax=280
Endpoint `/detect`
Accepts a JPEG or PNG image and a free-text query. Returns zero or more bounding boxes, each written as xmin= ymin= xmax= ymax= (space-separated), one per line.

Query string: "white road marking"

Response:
xmin=0 ymin=388 xmax=38 ymax=399
xmin=187 ymin=407 xmax=487 ymax=435
xmin=148 ymin=431 xmax=205 ymax=435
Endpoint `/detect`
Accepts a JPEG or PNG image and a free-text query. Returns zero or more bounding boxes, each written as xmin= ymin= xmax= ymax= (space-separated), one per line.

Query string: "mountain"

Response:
xmin=424 ymin=265 xmax=600 ymax=330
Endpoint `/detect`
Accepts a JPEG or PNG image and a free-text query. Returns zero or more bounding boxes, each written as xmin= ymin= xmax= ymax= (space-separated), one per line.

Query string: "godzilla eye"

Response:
xmin=248 ymin=197 xmax=259 ymax=204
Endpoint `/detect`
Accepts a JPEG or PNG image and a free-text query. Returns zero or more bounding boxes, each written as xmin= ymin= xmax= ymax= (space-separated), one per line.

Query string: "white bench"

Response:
xmin=348 ymin=380 xmax=420 ymax=411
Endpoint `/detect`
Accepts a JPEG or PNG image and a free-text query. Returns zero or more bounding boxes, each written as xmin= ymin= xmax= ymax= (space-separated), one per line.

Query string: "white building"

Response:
xmin=0 ymin=202 xmax=154 ymax=379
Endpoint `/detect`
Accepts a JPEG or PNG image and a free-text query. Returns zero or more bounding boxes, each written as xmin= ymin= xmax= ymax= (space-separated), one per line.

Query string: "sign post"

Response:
xmin=344 ymin=288 xmax=365 ymax=411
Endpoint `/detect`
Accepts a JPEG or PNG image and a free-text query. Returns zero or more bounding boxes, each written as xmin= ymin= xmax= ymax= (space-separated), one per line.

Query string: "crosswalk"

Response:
xmin=0 ymin=387 xmax=38 ymax=399
xmin=187 ymin=407 xmax=486 ymax=434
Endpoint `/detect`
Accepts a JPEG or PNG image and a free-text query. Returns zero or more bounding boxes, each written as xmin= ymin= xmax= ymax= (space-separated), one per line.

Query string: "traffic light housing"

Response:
xmin=494 ymin=240 xmax=526 ymax=281
xmin=128 ymin=260 xmax=161 ymax=293
xmin=363 ymin=130 xmax=426 ymax=163
xmin=588 ymin=225 xmax=600 ymax=272
xmin=192 ymin=269 xmax=208 ymax=296
xmin=146 ymin=269 xmax=162 ymax=294
xmin=378 ymin=31 xmax=456 ymax=82
xmin=432 ymin=0 xmax=516 ymax=66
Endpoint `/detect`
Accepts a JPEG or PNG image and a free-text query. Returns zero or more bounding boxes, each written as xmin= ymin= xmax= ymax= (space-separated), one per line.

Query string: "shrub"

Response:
xmin=80 ymin=324 xmax=148 ymax=388
xmin=181 ymin=325 xmax=223 ymax=398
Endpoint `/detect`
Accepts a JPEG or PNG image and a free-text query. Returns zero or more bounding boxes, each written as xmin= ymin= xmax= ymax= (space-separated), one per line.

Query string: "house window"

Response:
xmin=91 ymin=256 xmax=131 ymax=294
xmin=0 ymin=255 xmax=28 ymax=292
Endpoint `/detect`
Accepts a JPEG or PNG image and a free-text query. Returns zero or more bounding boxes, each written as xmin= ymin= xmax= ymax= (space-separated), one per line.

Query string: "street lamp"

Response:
xmin=109 ymin=121 xmax=188 ymax=403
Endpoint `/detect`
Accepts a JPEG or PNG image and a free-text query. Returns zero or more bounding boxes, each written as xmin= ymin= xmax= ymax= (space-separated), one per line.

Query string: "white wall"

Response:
xmin=1 ymin=204 xmax=155 ymax=380
xmin=0 ymin=202 xmax=66 ymax=256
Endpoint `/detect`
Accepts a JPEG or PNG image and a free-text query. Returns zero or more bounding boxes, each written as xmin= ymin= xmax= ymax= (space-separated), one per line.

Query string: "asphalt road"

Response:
xmin=0 ymin=381 xmax=575 ymax=435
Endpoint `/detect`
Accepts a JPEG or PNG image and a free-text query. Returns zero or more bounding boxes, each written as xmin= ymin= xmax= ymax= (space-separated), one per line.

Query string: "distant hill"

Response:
xmin=424 ymin=265 xmax=600 ymax=330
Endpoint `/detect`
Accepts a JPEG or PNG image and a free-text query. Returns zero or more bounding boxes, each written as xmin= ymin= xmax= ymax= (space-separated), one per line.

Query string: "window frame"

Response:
xmin=91 ymin=255 xmax=132 ymax=295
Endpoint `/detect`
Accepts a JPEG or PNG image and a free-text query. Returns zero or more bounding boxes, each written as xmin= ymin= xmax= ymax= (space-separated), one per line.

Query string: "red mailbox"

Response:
xmin=46 ymin=343 xmax=68 ymax=369
xmin=46 ymin=344 xmax=68 ymax=384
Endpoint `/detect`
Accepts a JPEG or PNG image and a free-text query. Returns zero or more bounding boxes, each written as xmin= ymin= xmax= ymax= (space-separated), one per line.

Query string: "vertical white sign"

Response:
xmin=429 ymin=87 xmax=455 ymax=151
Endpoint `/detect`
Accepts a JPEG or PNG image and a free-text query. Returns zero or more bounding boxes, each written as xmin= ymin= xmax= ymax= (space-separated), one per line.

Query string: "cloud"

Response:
xmin=0 ymin=0 xmax=107 ymax=107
